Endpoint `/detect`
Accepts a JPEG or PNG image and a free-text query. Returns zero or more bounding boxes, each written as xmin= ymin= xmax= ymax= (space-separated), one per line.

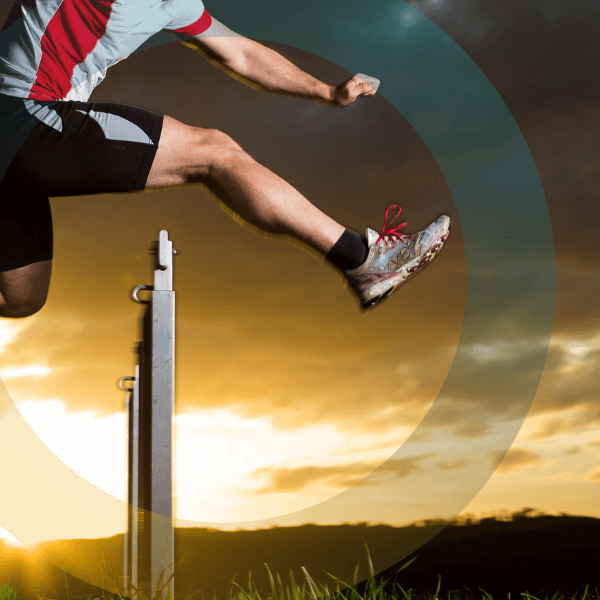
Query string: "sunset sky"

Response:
xmin=0 ymin=0 xmax=599 ymax=568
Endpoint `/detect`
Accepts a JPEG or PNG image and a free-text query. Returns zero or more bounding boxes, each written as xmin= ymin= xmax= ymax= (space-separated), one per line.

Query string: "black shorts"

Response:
xmin=0 ymin=94 xmax=164 ymax=272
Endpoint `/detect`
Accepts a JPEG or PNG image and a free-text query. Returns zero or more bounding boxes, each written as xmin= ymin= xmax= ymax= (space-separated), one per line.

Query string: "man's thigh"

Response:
xmin=1 ymin=97 xmax=164 ymax=275
xmin=0 ymin=160 xmax=53 ymax=273
xmin=8 ymin=98 xmax=164 ymax=197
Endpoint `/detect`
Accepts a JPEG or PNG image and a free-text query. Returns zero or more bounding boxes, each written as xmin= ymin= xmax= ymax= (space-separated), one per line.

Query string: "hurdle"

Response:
xmin=120 ymin=230 xmax=177 ymax=599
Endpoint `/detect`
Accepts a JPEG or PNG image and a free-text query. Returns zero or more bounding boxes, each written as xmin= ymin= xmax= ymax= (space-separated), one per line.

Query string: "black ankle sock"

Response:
xmin=326 ymin=229 xmax=368 ymax=272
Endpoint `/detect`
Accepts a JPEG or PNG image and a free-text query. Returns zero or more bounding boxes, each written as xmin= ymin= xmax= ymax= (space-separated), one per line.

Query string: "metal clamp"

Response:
xmin=131 ymin=285 xmax=153 ymax=304
xmin=118 ymin=376 xmax=136 ymax=392
xmin=134 ymin=231 xmax=177 ymax=301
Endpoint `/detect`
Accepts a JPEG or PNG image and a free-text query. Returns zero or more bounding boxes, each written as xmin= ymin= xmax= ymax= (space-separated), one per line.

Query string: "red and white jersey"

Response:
xmin=0 ymin=0 xmax=212 ymax=101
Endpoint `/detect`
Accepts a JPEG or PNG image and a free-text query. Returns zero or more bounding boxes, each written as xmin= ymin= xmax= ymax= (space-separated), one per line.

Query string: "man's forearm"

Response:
xmin=221 ymin=38 xmax=335 ymax=102
xmin=182 ymin=21 xmax=377 ymax=105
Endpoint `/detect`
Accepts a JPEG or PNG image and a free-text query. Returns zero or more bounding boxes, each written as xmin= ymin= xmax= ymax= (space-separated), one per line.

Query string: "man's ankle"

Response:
xmin=325 ymin=229 xmax=368 ymax=271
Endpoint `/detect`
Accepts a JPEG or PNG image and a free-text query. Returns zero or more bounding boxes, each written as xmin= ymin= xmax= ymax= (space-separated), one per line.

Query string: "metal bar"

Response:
xmin=122 ymin=231 xmax=176 ymax=600
xmin=120 ymin=365 xmax=140 ymax=598
xmin=142 ymin=290 xmax=175 ymax=598
xmin=130 ymin=363 xmax=140 ymax=598
xmin=119 ymin=373 xmax=138 ymax=598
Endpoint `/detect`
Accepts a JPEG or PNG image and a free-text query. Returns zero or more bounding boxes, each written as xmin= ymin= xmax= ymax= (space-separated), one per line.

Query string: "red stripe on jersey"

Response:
xmin=174 ymin=8 xmax=212 ymax=35
xmin=29 ymin=0 xmax=114 ymax=100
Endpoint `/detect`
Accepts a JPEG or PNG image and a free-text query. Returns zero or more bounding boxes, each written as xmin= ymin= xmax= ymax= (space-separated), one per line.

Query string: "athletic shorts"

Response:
xmin=0 ymin=94 xmax=164 ymax=272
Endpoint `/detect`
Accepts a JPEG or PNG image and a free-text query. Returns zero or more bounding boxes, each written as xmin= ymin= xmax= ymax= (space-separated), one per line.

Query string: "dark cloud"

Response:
xmin=584 ymin=465 xmax=600 ymax=481
xmin=252 ymin=455 xmax=433 ymax=492
xmin=435 ymin=458 xmax=469 ymax=470
xmin=252 ymin=463 xmax=373 ymax=493
xmin=531 ymin=346 xmax=600 ymax=415
xmin=408 ymin=1 xmax=598 ymax=59
xmin=493 ymin=446 xmax=545 ymax=474
xmin=407 ymin=336 xmax=600 ymax=441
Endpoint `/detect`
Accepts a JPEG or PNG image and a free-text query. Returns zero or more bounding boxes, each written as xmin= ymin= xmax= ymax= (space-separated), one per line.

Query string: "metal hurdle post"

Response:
xmin=120 ymin=364 xmax=140 ymax=597
xmin=120 ymin=230 xmax=177 ymax=599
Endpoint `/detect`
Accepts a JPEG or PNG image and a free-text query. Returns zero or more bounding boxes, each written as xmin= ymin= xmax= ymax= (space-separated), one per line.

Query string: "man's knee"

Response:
xmin=202 ymin=128 xmax=246 ymax=169
xmin=1 ymin=296 xmax=47 ymax=319
xmin=203 ymin=128 xmax=242 ymax=150
xmin=0 ymin=260 xmax=52 ymax=319
xmin=147 ymin=118 xmax=249 ymax=188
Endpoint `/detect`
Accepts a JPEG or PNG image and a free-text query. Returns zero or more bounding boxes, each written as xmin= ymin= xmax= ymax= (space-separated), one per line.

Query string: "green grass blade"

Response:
xmin=364 ymin=544 xmax=375 ymax=580
xmin=394 ymin=582 xmax=413 ymax=600
xmin=289 ymin=568 xmax=303 ymax=600
xmin=396 ymin=556 xmax=419 ymax=573
xmin=265 ymin=564 xmax=277 ymax=600
xmin=276 ymin=573 xmax=285 ymax=600
xmin=323 ymin=569 xmax=353 ymax=592
xmin=302 ymin=567 xmax=320 ymax=600
xmin=581 ymin=585 xmax=590 ymax=600
xmin=325 ymin=569 xmax=364 ymax=600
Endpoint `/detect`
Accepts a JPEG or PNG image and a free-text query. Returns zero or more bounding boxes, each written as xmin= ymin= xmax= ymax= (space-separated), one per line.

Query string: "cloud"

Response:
xmin=435 ymin=458 xmax=469 ymax=470
xmin=584 ymin=465 xmax=600 ymax=481
xmin=252 ymin=463 xmax=375 ymax=492
xmin=576 ymin=158 xmax=600 ymax=183
xmin=0 ymin=320 xmax=29 ymax=354
xmin=0 ymin=365 xmax=51 ymax=379
xmin=492 ymin=447 xmax=546 ymax=474
xmin=409 ymin=0 xmax=591 ymax=49
xmin=532 ymin=337 xmax=600 ymax=413
xmin=410 ymin=330 xmax=600 ymax=444
xmin=174 ymin=314 xmax=599 ymax=441
xmin=406 ymin=0 xmax=599 ymax=134
xmin=252 ymin=455 xmax=432 ymax=493
xmin=407 ymin=0 xmax=497 ymax=43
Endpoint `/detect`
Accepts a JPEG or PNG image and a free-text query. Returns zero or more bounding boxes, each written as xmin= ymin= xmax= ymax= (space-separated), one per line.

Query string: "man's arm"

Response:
xmin=174 ymin=17 xmax=379 ymax=106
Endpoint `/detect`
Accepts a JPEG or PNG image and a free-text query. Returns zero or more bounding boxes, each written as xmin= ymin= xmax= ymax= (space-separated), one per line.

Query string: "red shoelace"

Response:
xmin=375 ymin=204 xmax=411 ymax=246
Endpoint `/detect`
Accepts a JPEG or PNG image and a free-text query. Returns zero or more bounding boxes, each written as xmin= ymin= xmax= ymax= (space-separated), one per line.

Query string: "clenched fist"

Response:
xmin=331 ymin=73 xmax=380 ymax=106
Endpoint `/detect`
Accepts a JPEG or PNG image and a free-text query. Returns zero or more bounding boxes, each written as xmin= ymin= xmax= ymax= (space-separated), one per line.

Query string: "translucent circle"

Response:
xmin=0 ymin=0 xmax=555 ymax=593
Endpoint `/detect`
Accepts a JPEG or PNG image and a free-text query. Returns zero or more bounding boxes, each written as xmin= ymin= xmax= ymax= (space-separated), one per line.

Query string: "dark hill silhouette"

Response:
xmin=369 ymin=509 xmax=600 ymax=600
xmin=1 ymin=509 xmax=599 ymax=600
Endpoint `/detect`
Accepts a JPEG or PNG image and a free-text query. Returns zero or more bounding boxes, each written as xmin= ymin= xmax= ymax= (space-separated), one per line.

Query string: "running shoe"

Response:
xmin=344 ymin=204 xmax=450 ymax=310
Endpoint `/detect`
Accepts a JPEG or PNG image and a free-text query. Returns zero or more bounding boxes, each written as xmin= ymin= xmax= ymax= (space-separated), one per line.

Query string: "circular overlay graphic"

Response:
xmin=0 ymin=0 xmax=555 ymax=594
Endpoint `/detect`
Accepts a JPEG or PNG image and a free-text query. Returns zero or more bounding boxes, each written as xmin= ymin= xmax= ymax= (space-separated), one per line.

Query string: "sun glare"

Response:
xmin=0 ymin=525 xmax=27 ymax=548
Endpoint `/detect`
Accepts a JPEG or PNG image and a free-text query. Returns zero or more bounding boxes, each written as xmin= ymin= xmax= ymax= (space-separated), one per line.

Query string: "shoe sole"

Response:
xmin=361 ymin=226 xmax=450 ymax=310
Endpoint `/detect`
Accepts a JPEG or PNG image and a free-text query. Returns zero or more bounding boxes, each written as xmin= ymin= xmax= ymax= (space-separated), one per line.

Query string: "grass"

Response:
xmin=2 ymin=546 xmax=599 ymax=600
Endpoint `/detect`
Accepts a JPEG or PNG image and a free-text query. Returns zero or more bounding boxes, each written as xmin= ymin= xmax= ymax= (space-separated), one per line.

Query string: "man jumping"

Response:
xmin=0 ymin=0 xmax=450 ymax=319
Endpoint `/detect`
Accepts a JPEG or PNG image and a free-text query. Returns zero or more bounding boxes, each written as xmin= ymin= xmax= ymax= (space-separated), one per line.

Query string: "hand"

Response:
xmin=331 ymin=73 xmax=380 ymax=106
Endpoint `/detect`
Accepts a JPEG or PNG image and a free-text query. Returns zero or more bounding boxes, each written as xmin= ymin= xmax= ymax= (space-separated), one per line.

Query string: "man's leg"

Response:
xmin=0 ymin=154 xmax=54 ymax=319
xmin=0 ymin=261 xmax=52 ymax=318
xmin=144 ymin=115 xmax=450 ymax=310
xmin=2 ymin=99 xmax=449 ymax=315
xmin=145 ymin=116 xmax=348 ymax=257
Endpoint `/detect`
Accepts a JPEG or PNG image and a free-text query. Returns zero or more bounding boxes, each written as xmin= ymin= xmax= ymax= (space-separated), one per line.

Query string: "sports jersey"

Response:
xmin=0 ymin=0 xmax=212 ymax=102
